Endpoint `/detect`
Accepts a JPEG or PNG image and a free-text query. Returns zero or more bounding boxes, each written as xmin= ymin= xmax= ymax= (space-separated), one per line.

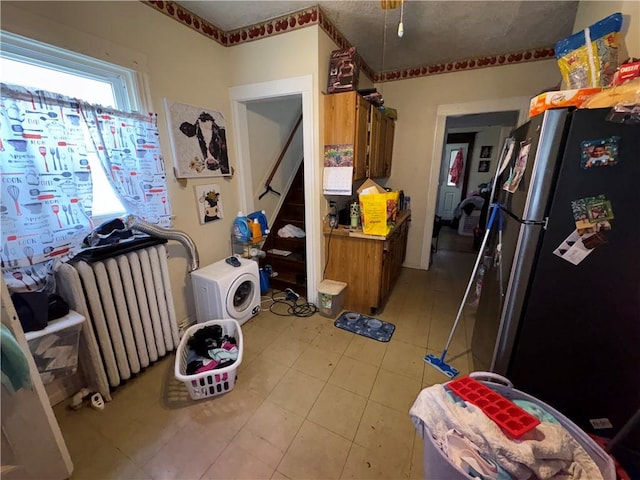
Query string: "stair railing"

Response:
xmin=259 ymin=113 xmax=303 ymax=200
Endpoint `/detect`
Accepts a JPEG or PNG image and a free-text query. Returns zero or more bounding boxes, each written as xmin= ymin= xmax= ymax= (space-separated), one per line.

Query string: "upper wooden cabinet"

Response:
xmin=324 ymin=91 xmax=396 ymax=180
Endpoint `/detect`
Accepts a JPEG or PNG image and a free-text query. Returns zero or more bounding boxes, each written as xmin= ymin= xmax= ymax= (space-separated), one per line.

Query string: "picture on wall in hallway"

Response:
xmin=480 ymin=145 xmax=493 ymax=158
xmin=478 ymin=160 xmax=491 ymax=172
xmin=165 ymin=99 xmax=231 ymax=178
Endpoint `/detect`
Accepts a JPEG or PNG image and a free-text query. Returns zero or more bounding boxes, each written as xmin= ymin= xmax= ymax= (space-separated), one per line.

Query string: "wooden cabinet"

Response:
xmin=324 ymin=91 xmax=396 ymax=180
xmin=324 ymin=91 xmax=369 ymax=181
xmin=323 ymin=211 xmax=410 ymax=314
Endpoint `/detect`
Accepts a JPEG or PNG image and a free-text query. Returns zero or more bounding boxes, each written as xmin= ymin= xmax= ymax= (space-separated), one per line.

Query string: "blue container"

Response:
xmin=248 ymin=210 xmax=270 ymax=235
xmin=232 ymin=212 xmax=252 ymax=243
xmin=259 ymin=268 xmax=270 ymax=294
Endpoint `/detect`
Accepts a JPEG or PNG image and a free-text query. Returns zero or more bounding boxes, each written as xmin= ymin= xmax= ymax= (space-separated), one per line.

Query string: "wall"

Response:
xmin=246 ymin=97 xmax=303 ymax=225
xmin=380 ymin=60 xmax=561 ymax=268
xmin=448 ymin=126 xmax=504 ymax=191
xmin=0 ymin=1 xmax=234 ymax=324
xmin=573 ymin=1 xmax=640 ymax=58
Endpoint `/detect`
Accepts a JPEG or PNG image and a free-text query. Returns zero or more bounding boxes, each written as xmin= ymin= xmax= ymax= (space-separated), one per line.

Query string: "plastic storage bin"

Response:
xmin=318 ymin=279 xmax=347 ymax=318
xmin=24 ymin=310 xmax=85 ymax=385
xmin=458 ymin=210 xmax=481 ymax=236
xmin=174 ymin=319 xmax=243 ymax=400
xmin=419 ymin=372 xmax=615 ymax=480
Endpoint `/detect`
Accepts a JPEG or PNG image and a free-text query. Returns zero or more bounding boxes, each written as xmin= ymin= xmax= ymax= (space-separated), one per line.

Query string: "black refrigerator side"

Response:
xmin=508 ymin=108 xmax=640 ymax=451
xmin=471 ymin=109 xmax=570 ymax=371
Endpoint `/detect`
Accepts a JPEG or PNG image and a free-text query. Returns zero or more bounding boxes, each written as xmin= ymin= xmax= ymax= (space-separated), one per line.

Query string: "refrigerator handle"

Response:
xmin=499 ymin=205 xmax=547 ymax=226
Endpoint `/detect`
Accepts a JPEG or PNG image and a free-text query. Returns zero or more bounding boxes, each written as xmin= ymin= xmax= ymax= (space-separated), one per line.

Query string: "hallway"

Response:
xmin=54 ymin=249 xmax=478 ymax=479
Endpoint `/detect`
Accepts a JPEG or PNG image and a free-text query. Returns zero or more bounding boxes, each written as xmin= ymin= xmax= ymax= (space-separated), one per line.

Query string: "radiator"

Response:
xmin=56 ymin=244 xmax=179 ymax=393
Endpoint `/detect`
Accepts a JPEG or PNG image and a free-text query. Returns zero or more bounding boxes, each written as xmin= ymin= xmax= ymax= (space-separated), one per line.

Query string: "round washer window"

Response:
xmin=233 ymin=279 xmax=254 ymax=312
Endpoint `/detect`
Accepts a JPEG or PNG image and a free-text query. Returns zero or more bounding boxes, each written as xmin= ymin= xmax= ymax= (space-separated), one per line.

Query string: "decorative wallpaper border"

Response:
xmin=144 ymin=1 xmax=554 ymax=83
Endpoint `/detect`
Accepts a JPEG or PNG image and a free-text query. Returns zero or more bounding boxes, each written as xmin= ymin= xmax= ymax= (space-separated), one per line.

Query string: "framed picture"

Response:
xmin=480 ymin=145 xmax=493 ymax=158
xmin=164 ymin=98 xmax=231 ymax=178
xmin=478 ymin=160 xmax=491 ymax=173
xmin=194 ymin=184 xmax=224 ymax=224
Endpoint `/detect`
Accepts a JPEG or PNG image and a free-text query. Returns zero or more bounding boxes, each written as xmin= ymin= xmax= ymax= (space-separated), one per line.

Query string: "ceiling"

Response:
xmin=174 ymin=1 xmax=579 ymax=78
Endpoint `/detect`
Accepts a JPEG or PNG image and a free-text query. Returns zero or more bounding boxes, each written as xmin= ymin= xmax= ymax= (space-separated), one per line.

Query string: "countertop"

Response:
xmin=323 ymin=210 xmax=411 ymax=240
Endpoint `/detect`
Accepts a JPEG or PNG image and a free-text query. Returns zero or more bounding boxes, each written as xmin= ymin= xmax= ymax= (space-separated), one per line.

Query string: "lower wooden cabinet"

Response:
xmin=323 ymin=211 xmax=410 ymax=314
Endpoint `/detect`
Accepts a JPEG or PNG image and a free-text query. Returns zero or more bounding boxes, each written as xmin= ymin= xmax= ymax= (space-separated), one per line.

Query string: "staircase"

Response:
xmin=260 ymin=163 xmax=306 ymax=292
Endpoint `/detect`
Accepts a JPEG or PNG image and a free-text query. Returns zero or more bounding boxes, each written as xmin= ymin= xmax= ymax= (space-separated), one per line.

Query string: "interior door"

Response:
xmin=1 ymin=280 xmax=73 ymax=480
xmin=436 ymin=143 xmax=468 ymax=220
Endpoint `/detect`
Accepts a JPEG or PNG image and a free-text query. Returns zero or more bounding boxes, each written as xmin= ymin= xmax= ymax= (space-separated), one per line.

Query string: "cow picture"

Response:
xmin=195 ymin=184 xmax=224 ymax=224
xmin=165 ymin=99 xmax=231 ymax=178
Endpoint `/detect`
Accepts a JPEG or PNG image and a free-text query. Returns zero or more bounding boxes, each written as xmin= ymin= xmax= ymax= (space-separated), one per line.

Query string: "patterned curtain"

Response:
xmin=81 ymin=106 xmax=171 ymax=226
xmin=1 ymin=84 xmax=94 ymax=293
xmin=1 ymin=84 xmax=171 ymax=294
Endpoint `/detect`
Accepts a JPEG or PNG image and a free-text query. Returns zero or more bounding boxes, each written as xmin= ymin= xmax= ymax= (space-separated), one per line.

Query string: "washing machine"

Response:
xmin=191 ymin=256 xmax=261 ymax=325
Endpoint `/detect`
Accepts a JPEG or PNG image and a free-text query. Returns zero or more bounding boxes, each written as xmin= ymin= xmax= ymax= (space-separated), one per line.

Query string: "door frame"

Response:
xmin=229 ymin=75 xmax=319 ymax=302
xmin=420 ymin=97 xmax=530 ymax=269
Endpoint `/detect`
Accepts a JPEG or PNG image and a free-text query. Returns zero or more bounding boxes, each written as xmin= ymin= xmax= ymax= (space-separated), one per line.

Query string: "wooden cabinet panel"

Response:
xmin=368 ymin=107 xmax=383 ymax=178
xmin=324 ymin=212 xmax=410 ymax=314
xmin=324 ymin=91 xmax=368 ymax=181
xmin=382 ymin=116 xmax=395 ymax=177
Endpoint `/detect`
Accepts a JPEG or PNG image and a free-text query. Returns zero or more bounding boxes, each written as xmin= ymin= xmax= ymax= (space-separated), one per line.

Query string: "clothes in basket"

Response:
xmin=409 ymin=373 xmax=614 ymax=480
xmin=175 ymin=319 xmax=243 ymax=400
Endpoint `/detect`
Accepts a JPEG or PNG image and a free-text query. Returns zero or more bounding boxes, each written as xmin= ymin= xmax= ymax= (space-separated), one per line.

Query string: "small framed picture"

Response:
xmin=480 ymin=146 xmax=493 ymax=158
xmin=478 ymin=160 xmax=491 ymax=173
xmin=194 ymin=184 xmax=224 ymax=224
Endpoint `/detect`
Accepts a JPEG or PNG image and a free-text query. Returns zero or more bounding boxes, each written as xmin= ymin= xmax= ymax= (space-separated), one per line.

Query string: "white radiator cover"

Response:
xmin=56 ymin=244 xmax=179 ymax=395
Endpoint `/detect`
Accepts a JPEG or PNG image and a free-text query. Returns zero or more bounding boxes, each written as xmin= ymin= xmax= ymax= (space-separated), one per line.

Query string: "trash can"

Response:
xmin=317 ymin=279 xmax=347 ymax=318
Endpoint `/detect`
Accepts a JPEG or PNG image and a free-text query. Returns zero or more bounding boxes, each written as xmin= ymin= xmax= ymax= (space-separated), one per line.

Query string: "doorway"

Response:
xmin=420 ymin=98 xmax=530 ymax=269
xmin=229 ymin=75 xmax=319 ymax=303
xmin=436 ymin=132 xmax=477 ymax=221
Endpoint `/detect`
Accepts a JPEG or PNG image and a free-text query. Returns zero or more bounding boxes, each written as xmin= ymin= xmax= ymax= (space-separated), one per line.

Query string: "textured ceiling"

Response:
xmin=175 ymin=1 xmax=579 ymax=74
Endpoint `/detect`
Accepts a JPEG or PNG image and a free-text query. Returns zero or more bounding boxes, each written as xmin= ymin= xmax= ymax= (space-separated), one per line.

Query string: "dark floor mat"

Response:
xmin=334 ymin=311 xmax=395 ymax=342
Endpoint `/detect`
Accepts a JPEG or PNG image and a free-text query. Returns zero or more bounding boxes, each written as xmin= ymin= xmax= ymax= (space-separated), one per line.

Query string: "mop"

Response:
xmin=424 ymin=203 xmax=503 ymax=377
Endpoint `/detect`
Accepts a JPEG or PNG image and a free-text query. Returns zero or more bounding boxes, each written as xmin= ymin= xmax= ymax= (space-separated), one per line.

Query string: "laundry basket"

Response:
xmin=417 ymin=372 xmax=615 ymax=480
xmin=174 ymin=319 xmax=243 ymax=400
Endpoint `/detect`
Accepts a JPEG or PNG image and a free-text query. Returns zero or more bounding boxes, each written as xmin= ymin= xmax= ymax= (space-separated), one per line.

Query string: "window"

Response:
xmin=0 ymin=32 xmax=144 ymax=223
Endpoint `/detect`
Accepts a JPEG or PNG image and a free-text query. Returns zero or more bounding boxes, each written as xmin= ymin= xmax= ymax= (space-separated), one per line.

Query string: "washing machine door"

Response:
xmin=226 ymin=272 xmax=257 ymax=321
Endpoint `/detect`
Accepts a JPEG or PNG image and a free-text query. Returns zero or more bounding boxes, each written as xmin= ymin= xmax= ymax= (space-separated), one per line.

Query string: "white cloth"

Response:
xmin=409 ymin=384 xmax=603 ymax=480
xmin=277 ymin=224 xmax=306 ymax=238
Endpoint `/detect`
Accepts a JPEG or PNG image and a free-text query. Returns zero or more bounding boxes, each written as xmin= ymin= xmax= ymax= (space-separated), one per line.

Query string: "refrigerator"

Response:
xmin=470 ymin=107 xmax=640 ymax=450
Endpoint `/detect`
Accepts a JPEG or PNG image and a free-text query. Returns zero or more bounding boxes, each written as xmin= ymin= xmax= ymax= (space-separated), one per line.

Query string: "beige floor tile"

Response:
xmin=201 ymin=443 xmax=275 ymax=479
xmin=370 ymin=368 xmax=422 ymax=414
xmin=281 ymin=316 xmax=325 ymax=343
xmin=258 ymin=337 xmax=309 ymax=367
xmin=186 ymin=387 xmax=265 ymax=440
xmin=271 ymin=471 xmax=290 ymax=479
xmin=340 ymin=442 xmax=411 ymax=480
xmin=242 ymin=323 xmax=283 ymax=365
xmin=70 ymin=437 xmax=152 ymax=480
xmin=142 ymin=418 xmax=228 ymax=480
xmin=267 ymin=369 xmax=325 ymax=417
xmin=308 ymin=383 xmax=367 ymax=440
xmin=292 ymin=345 xmax=341 ymax=381
xmin=328 ymin=355 xmax=379 ymax=397
xmin=391 ymin=318 xmax=429 ymax=348
xmin=381 ymin=340 xmax=425 ymax=381
xmin=252 ymin=310 xmax=295 ymax=334
xmin=231 ymin=400 xmax=304 ymax=469
xmin=278 ymin=420 xmax=351 ymax=480
xmin=354 ymin=401 xmax=415 ymax=467
xmin=311 ymin=325 xmax=353 ymax=355
xmin=343 ymin=335 xmax=388 ymax=367
xmin=235 ymin=356 xmax=289 ymax=398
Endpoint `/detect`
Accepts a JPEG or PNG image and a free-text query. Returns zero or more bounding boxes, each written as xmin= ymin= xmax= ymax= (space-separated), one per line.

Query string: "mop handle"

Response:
xmin=441 ymin=203 xmax=500 ymax=355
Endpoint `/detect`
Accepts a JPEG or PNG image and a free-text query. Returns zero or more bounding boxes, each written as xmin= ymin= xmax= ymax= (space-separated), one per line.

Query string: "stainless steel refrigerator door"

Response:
xmin=471 ymin=109 xmax=570 ymax=372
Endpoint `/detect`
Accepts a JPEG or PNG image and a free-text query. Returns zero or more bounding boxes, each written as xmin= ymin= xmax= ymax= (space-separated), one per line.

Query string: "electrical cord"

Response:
xmin=322 ymin=222 xmax=336 ymax=280
xmin=269 ymin=289 xmax=318 ymax=317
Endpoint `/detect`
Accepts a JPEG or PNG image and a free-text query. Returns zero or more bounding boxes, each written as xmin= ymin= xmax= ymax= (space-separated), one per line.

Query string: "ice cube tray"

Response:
xmin=447 ymin=376 xmax=540 ymax=438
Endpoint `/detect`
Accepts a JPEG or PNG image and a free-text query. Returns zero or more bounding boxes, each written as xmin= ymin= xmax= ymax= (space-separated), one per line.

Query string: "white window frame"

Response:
xmin=0 ymin=31 xmax=146 ymax=224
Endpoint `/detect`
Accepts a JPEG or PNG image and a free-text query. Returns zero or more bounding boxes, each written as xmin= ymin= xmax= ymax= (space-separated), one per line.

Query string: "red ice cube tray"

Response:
xmin=447 ymin=376 xmax=540 ymax=438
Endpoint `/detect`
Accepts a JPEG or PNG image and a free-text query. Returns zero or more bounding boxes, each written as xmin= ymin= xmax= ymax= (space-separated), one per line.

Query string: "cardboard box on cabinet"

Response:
xmin=327 ymin=47 xmax=359 ymax=94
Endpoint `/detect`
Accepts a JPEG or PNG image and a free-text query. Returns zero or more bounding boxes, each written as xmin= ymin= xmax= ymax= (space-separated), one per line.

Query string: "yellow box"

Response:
xmin=529 ymin=88 xmax=602 ymax=117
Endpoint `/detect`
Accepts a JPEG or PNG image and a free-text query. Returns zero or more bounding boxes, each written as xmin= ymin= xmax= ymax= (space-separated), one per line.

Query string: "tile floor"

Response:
xmin=54 ymin=249 xmax=477 ymax=479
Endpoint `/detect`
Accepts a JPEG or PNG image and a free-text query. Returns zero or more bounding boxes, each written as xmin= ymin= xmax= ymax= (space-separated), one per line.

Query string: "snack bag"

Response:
xmin=359 ymin=191 xmax=399 ymax=236
xmin=555 ymin=13 xmax=623 ymax=88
